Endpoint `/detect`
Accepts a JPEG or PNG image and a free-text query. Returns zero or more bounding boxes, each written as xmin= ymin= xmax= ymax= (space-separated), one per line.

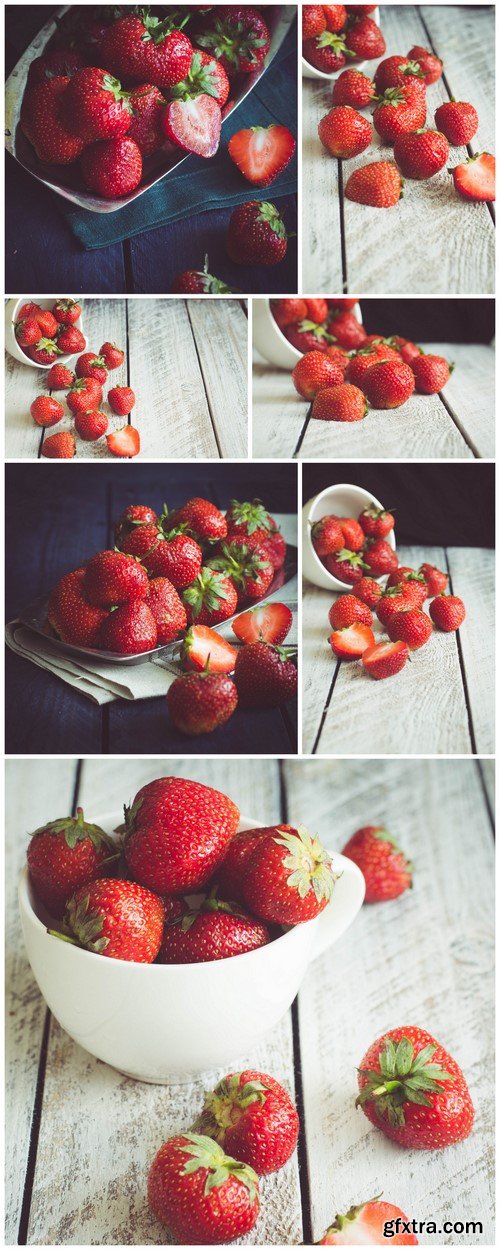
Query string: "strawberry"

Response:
xmin=144 ymin=577 xmax=187 ymax=643
xmin=232 ymin=602 xmax=293 ymax=646
xmin=412 ymin=353 xmax=451 ymax=393
xmin=148 ymin=1133 xmax=260 ymax=1242
xmin=167 ymin=670 xmax=238 ymax=735
xmin=17 ymin=302 xmax=42 ymax=320
xmin=450 ymin=152 xmax=495 ymax=202
xmin=373 ymin=85 xmax=427 ymax=143
xmin=311 ymin=515 xmax=344 ymax=557
xmin=391 ymin=336 xmax=421 ymax=365
xmin=387 ymin=606 xmax=432 ymax=649
xmin=327 ymin=310 xmax=367 ymax=350
xmin=318 ymin=106 xmax=372 ymax=159
xmin=312 ymin=382 xmax=367 ymax=422
xmin=226 ymin=201 xmax=289 ymax=266
xmin=34 ymin=308 xmax=59 ymax=337
xmin=84 ymin=550 xmax=148 ymax=607
xmin=74 ymin=409 xmax=109 ymax=441
xmin=81 ymin=136 xmax=143 ymax=198
xmin=346 ymin=3 xmax=377 ymax=10
xmin=342 ymin=825 xmax=412 ymax=902
xmin=41 ymin=432 xmax=76 ymax=458
xmin=355 ymin=576 xmax=382 ymax=607
xmin=363 ymin=538 xmax=398 ymax=577
xmin=98 ymin=600 xmax=157 ymax=654
xmin=359 ymin=506 xmax=394 ymax=538
xmin=329 ymin=622 xmax=375 ymax=659
xmin=30 ymin=396 xmax=64 ymax=428
xmin=27 ymin=48 xmax=86 ymax=86
xmin=29 ymin=339 xmax=63 ymax=366
xmin=329 ymin=595 xmax=372 ymax=629
xmin=171 ymin=50 xmax=230 ymax=108
xmin=141 ymin=530 xmax=203 ymax=589
xmin=27 ymin=807 xmax=116 ymax=918
xmin=242 ymin=824 xmax=336 ymax=923
xmin=108 ymin=385 xmax=136 ymax=414
xmin=394 ymin=128 xmax=449 ymax=179
xmin=63 ymin=878 xmax=164 ymax=963
xmin=127 ymin=83 xmax=166 ymax=155
xmin=346 ymin=344 xmax=400 ymax=388
xmin=326 ymin=548 xmax=367 ymax=583
xmin=374 ymin=55 xmax=425 ymax=93
xmin=302 ymin=5 xmax=327 ymax=39
xmin=106 ymin=425 xmax=141 ymax=457
xmin=163 ymin=94 xmax=222 ymax=159
xmin=265 ymin=528 xmax=287 ymax=570
xmin=345 ymin=16 xmax=386 ymax=60
xmin=100 ymin=13 xmax=193 ymax=88
xmin=208 ymin=541 xmax=274 ymax=603
xmin=197 ymin=1070 xmax=299 ymax=1174
xmin=338 ymin=517 xmax=364 ymax=551
xmin=114 ymin=504 xmax=158 ymax=542
xmin=67 ymin=377 xmax=103 ymax=415
xmin=53 ymin=299 xmax=81 ymax=325
xmin=434 ymin=101 xmax=478 ymax=146
xmin=75 ymin=352 xmax=108 ymax=385
xmin=323 ymin=5 xmax=348 ymax=33
xmin=99 ymin=341 xmax=125 ymax=369
xmin=171 ymin=257 xmax=233 ymax=294
xmin=407 ymin=45 xmax=443 ymax=86
xmin=212 ymin=828 xmax=265 ymax=902
xmin=419 ymin=563 xmax=448 ymax=596
xmin=48 ymin=568 xmax=109 ymax=646
xmin=356 ymin=1026 xmax=474 ymax=1148
xmin=228 ymin=124 xmax=295 ymax=187
xmin=121 ymin=775 xmax=240 ymax=894
xmin=303 ymin=298 xmax=328 ymax=322
xmin=159 ymin=894 xmax=268 ymax=958
xmin=272 ymin=298 xmax=308 ymax=329
xmin=15 ymin=317 xmax=41 ymax=348
xmin=364 ymin=359 xmax=415 ymax=408
xmin=20 ymin=77 xmax=86 ymax=164
xmin=196 ymin=7 xmax=271 ymax=75
xmin=429 ymin=594 xmax=466 ymax=631
xmin=61 ymin=67 xmax=133 ymax=141
xmin=363 ymin=640 xmax=409 ymax=680
xmin=170 ymin=497 xmax=227 ymax=542
xmin=183 ymin=568 xmax=238 ymax=626
xmin=46 ymin=363 xmax=75 ymax=389
xmin=56 ymin=325 xmax=86 ymax=354
xmin=303 ymin=33 xmax=350 ymax=74
xmin=286 ymin=320 xmax=335 ymax=353
xmin=224 ymin=500 xmax=280 ymax=544
xmin=332 ymin=68 xmax=375 ymax=108
xmin=234 ymin=642 xmax=297 ymax=708
xmin=182 ymin=624 xmax=238 ymax=672
xmin=387 ymin=566 xmax=426 ymax=594
xmin=377 ymin=583 xmax=425 ymax=626
xmin=320 ymin=1198 xmax=418 ymax=1244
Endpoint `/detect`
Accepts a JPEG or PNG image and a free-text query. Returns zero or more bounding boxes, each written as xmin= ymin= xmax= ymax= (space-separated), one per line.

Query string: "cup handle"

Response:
xmin=310 ymin=851 xmax=365 ymax=962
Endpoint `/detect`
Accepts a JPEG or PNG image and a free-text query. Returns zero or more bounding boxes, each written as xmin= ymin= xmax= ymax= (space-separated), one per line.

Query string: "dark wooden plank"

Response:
xmin=5 ymin=653 xmax=102 ymax=754
xmin=108 ymin=698 xmax=297 ymax=754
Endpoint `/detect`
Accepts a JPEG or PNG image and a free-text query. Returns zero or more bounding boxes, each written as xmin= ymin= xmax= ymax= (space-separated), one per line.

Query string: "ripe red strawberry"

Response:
xmin=41 ymin=431 xmax=76 ymax=458
xmin=64 ymin=878 xmax=164 ymax=963
xmin=326 ymin=548 xmax=367 ymax=583
xmin=356 ymin=1026 xmax=474 ymax=1148
xmin=196 ymin=6 xmax=270 ymax=74
xmin=182 ymin=624 xmax=237 ymax=672
xmin=345 ymin=16 xmax=386 ymax=60
xmin=121 ymin=775 xmax=240 ymax=894
xmin=197 ymin=1070 xmax=299 ymax=1174
xmin=233 ymin=642 xmax=297 ymax=708
xmin=148 ymin=1133 xmax=260 ymax=1242
xmin=329 ymin=595 xmax=372 ymax=629
xmin=364 ymin=359 xmax=415 ymax=408
xmin=46 ymin=363 xmax=75 ymax=389
xmin=327 ymin=310 xmax=366 ymax=350
xmin=434 ymin=101 xmax=478 ymax=146
xmin=140 ymin=530 xmax=203 ymax=589
xmin=387 ymin=606 xmax=432 ymax=649
xmin=127 ymin=83 xmax=166 ymax=155
xmin=312 ymin=383 xmax=368 ymax=422
xmin=374 ymin=55 xmax=425 ymax=93
xmin=98 ymin=600 xmax=157 ymax=654
xmin=286 ymin=320 xmax=336 ymax=354
xmin=302 ymin=5 xmax=327 ymax=39
xmin=363 ymin=538 xmax=398 ymax=577
xmin=323 ymin=5 xmax=348 ymax=33
xmin=225 ymin=498 xmax=281 ymax=546
xmin=114 ymin=504 xmax=158 ymax=543
xmin=74 ymin=409 xmax=109 ymax=440
xmin=387 ymin=565 xmax=426 ymax=593
xmin=338 ymin=517 xmax=364 ymax=551
xmin=84 ymin=550 xmax=148 ymax=606
xmin=61 ymin=67 xmax=133 ymax=141
xmin=355 ymin=576 xmax=382 ymax=607
xmin=265 ymin=528 xmax=287 ymax=570
xmin=411 ymin=353 xmax=451 ymax=393
xmin=17 ymin=302 xmax=42 ymax=320
xmin=320 ymin=1197 xmax=418 ymax=1244
xmin=56 ymin=325 xmax=86 ymax=354
xmin=108 ymin=385 xmax=136 ymax=414
xmin=303 ymin=33 xmax=350 ymax=74
xmin=29 ymin=339 xmax=63 ymax=366
xmin=419 ymin=563 xmax=448 ymax=596
xmin=30 ymin=396 xmax=64 ymax=428
xmin=167 ymin=670 xmax=238 ymax=735
xmin=394 ymin=128 xmax=449 ymax=179
xmin=144 ymin=577 xmax=187 ymax=643
xmin=429 ymin=594 xmax=466 ymax=631
xmin=163 ymin=94 xmax=222 ymax=158
xmin=363 ymin=640 xmax=409 ymax=680
xmin=48 ymin=568 xmax=109 ymax=646
xmin=450 ymin=152 xmax=495 ymax=202
xmin=171 ymin=50 xmax=230 ymax=108
xmin=34 ymin=308 xmax=59 ymax=338
xmin=407 ymin=45 xmax=443 ymax=86
xmin=311 ymin=515 xmax=344 ymax=557
xmin=272 ymin=298 xmax=308 ymax=329
xmin=228 ymin=124 xmax=295 ymax=186
xmin=53 ymin=298 xmax=81 ymax=325
xmin=347 ymin=344 xmax=400 ymax=388
xmin=318 ymin=106 xmax=372 ymax=159
xmin=342 ymin=825 xmax=412 ymax=902
xmin=27 ymin=48 xmax=87 ymax=86
xmin=160 ymin=894 xmax=268 ymax=958
xmin=27 ymin=807 xmax=116 ymax=918
xmin=183 ymin=568 xmax=238 ymax=626
xmin=171 ymin=258 xmax=232 ymax=294
xmin=20 ymin=77 xmax=86 ymax=164
xmin=100 ymin=13 xmax=193 ymax=88
xmin=303 ymin=298 xmax=328 ymax=322
xmin=67 ymin=377 xmax=103 ymax=414
xmin=359 ymin=506 xmax=394 ymax=538
xmin=332 ymin=68 xmax=375 ymax=108
xmin=170 ymin=497 xmax=227 ymax=543
xmin=213 ymin=828 xmax=265 ymax=902
xmin=377 ymin=583 xmax=424 ymax=626
xmin=107 ymin=425 xmax=141 ymax=457
xmin=209 ymin=541 xmax=273 ymax=604
xmin=242 ymin=824 xmax=336 ymax=923
xmin=232 ymin=602 xmax=293 ymax=646
xmin=99 ymin=341 xmax=125 ymax=369
xmin=329 ymin=622 xmax=375 ymax=659
xmin=227 ymin=201 xmax=289 ymax=266
xmin=15 ymin=317 xmax=41 ymax=348
xmin=391 ymin=336 xmax=421 ymax=365
xmin=373 ymin=85 xmax=427 ymax=143
xmin=76 ymin=352 xmax=108 ymax=385
xmin=81 ymin=136 xmax=143 ymax=198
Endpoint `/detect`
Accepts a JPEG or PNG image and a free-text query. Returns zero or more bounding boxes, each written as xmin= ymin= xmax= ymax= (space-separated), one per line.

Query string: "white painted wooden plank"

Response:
xmin=5 ymin=759 xmax=76 ymax=1244
xmin=299 ymin=384 xmax=471 ymax=460
xmin=283 ymin=757 xmax=494 ymax=1244
xmin=187 ymin=299 xmax=249 ymax=459
xmin=5 ymin=348 xmax=45 ymax=459
xmin=302 ymin=77 xmax=343 ymax=292
xmin=479 ymin=760 xmax=494 ymax=814
xmin=424 ymin=342 xmax=495 ymax=460
xmin=446 ymin=546 xmax=495 ymax=754
xmin=252 ymin=361 xmax=307 ymax=458
xmin=422 ymin=5 xmax=495 ymax=153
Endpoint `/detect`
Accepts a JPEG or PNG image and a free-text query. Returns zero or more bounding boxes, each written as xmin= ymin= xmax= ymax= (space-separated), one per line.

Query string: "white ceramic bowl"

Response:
xmin=303 ymin=483 xmax=397 ymax=591
xmin=253 ymin=298 xmax=362 ymax=370
xmin=19 ymin=813 xmax=365 ymax=1083
xmin=302 ymin=6 xmax=380 ymax=80
xmin=5 ymin=296 xmax=86 ymax=369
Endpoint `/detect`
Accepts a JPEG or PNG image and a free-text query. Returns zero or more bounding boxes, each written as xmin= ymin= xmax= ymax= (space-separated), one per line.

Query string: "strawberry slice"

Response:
xmin=228 ymin=124 xmax=296 ymax=187
xmin=164 ymin=95 xmax=222 ymax=157
xmin=329 ymin=622 xmax=375 ymax=660
xmin=451 ymin=152 xmax=495 ymax=202
xmin=181 ymin=625 xmax=238 ymax=673
xmin=363 ymin=640 xmax=409 ymax=680
xmin=232 ymin=602 xmax=293 ymax=645
xmin=106 ymin=424 xmax=141 ymax=458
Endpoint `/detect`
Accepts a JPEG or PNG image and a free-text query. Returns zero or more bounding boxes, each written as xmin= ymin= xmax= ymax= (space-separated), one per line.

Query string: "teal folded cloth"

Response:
xmin=62 ymin=24 xmax=297 ymax=250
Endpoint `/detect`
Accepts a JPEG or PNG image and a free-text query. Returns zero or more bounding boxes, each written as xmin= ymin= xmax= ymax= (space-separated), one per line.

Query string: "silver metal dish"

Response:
xmin=5 ymin=5 xmax=296 ymax=214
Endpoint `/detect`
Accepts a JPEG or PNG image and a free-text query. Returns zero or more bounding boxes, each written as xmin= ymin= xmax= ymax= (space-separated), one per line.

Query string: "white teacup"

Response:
xmin=18 ymin=813 xmax=365 ymax=1083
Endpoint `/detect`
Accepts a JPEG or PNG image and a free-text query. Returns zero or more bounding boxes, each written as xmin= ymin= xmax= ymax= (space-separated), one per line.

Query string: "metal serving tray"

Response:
xmin=5 ymin=5 xmax=296 ymax=214
xmin=17 ymin=545 xmax=297 ymax=666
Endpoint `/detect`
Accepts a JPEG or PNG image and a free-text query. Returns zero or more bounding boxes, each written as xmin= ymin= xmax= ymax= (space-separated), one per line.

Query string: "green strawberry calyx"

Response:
xmin=65 ymin=891 xmax=110 ymax=954
xmin=356 ymin=1037 xmax=453 ymax=1127
xmin=324 ymin=1195 xmax=383 ymax=1235
xmin=183 ymin=568 xmax=232 ymax=619
xmin=197 ymin=17 xmax=268 ymax=71
xmin=179 ymin=1133 xmax=259 ymax=1200
xmin=141 ymin=9 xmax=190 ymax=43
xmin=228 ymin=498 xmax=272 ymax=534
xmin=316 ymin=31 xmax=355 ymax=58
xmin=402 ymin=60 xmax=425 ymax=78
xmin=35 ymin=336 xmax=62 ymax=356
xmin=274 ymin=825 xmax=338 ymax=903
xmin=335 ymin=548 xmax=368 ymax=571
xmin=116 ymin=797 xmax=144 ymax=841
xmin=208 ymin=541 xmax=271 ymax=587
xmin=257 ymin=201 xmax=289 ymax=240
xmin=195 ymin=1074 xmax=270 ymax=1141
xmin=30 ymin=807 xmax=116 ymax=854
xmin=376 ymin=86 xmax=407 ymax=108
xmin=362 ymin=506 xmax=393 ymax=521
xmin=297 ymin=319 xmax=336 ymax=344
xmin=101 ymin=73 xmax=133 ymax=114
xmin=87 ymin=354 xmax=107 ymax=369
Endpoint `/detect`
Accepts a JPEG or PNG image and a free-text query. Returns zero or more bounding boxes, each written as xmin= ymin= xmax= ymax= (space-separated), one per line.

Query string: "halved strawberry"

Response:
xmin=232 ymin=602 xmax=293 ymax=646
xmin=228 ymin=125 xmax=295 ymax=187
xmin=363 ymin=640 xmax=409 ymax=680
xmin=450 ymin=152 xmax=495 ymax=202
xmin=329 ymin=622 xmax=375 ymax=660
xmin=106 ymin=425 xmax=140 ymax=457
xmin=163 ymin=94 xmax=221 ymax=157
xmin=181 ymin=625 xmax=238 ymax=674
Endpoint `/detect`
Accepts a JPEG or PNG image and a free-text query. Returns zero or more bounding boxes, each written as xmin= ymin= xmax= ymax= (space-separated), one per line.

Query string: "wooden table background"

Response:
xmin=303 ymin=545 xmax=494 ymax=756
xmin=302 ymin=5 xmax=495 ymax=295
xmin=6 ymin=298 xmax=249 ymax=461
xmin=6 ymin=755 xmax=494 ymax=1245
xmin=252 ymin=340 xmax=495 ymax=460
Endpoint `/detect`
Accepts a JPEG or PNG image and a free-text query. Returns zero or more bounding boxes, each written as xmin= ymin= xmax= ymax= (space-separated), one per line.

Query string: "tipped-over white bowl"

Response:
xmin=302 ymin=7 xmax=380 ymax=79
xmin=253 ymin=298 xmax=362 ymax=370
xmin=303 ymin=482 xmax=397 ymax=591
xmin=5 ymin=296 xmax=86 ymax=369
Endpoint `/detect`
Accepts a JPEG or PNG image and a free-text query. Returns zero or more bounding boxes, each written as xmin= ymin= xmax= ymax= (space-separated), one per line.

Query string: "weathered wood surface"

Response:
xmin=303 ymin=545 xmax=494 ymax=755
xmin=302 ymin=5 xmax=495 ymax=294
xmin=6 ymin=299 xmax=249 ymax=461
xmin=252 ymin=343 xmax=494 ymax=460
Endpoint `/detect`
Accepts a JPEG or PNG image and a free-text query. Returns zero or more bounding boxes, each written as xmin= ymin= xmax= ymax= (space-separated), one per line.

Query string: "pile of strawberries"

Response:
xmin=274 ymin=297 xmax=453 ymax=421
xmin=311 ymin=504 xmax=466 ymax=679
xmin=304 ymin=4 xmax=495 ymax=206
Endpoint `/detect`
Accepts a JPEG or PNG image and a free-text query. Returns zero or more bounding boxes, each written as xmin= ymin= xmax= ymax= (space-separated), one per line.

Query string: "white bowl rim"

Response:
xmin=301 ymin=5 xmax=381 ymax=79
xmin=264 ymin=298 xmax=363 ymax=363
xmin=305 ymin=482 xmax=397 ymax=590
xmin=8 ymin=295 xmax=85 ymax=369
